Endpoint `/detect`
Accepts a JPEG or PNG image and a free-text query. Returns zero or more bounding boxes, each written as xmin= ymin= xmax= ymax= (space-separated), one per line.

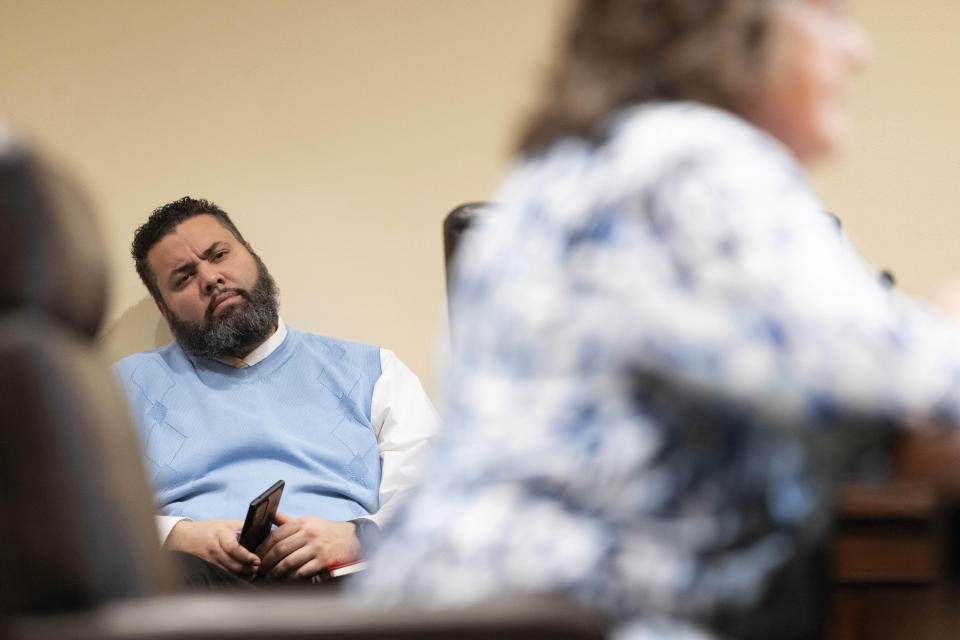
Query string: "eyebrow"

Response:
xmin=166 ymin=241 xmax=226 ymax=287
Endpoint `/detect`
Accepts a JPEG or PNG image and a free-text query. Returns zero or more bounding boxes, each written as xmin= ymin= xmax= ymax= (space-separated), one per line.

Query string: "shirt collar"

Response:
xmin=215 ymin=317 xmax=287 ymax=368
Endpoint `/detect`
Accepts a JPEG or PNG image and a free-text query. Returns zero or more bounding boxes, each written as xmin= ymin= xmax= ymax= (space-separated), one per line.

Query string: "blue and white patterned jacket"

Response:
xmin=357 ymin=102 xmax=960 ymax=639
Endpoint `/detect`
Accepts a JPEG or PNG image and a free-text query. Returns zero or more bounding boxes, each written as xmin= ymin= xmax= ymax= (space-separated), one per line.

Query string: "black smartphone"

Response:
xmin=237 ymin=480 xmax=284 ymax=552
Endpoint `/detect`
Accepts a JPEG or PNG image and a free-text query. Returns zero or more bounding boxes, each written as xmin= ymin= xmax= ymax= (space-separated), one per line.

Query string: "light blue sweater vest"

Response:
xmin=111 ymin=327 xmax=383 ymax=523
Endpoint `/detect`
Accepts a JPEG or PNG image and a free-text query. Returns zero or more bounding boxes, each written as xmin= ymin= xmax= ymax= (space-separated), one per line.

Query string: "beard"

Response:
xmin=164 ymin=253 xmax=280 ymax=360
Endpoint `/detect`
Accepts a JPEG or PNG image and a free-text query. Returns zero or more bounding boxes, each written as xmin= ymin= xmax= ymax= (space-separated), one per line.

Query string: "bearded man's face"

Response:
xmin=146 ymin=214 xmax=279 ymax=360
xmin=164 ymin=252 xmax=279 ymax=359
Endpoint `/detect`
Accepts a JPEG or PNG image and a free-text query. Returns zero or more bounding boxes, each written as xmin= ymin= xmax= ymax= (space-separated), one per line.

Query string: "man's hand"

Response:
xmin=165 ymin=519 xmax=260 ymax=577
xmin=256 ymin=512 xmax=360 ymax=580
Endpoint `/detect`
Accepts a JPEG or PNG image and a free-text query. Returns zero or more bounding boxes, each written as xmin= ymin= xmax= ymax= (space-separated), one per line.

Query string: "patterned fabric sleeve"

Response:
xmin=356 ymin=103 xmax=960 ymax=640
xmin=585 ymin=132 xmax=960 ymax=430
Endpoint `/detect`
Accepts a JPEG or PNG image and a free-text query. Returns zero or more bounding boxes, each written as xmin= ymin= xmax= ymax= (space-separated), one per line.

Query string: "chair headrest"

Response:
xmin=0 ymin=133 xmax=108 ymax=338
xmin=443 ymin=202 xmax=490 ymax=267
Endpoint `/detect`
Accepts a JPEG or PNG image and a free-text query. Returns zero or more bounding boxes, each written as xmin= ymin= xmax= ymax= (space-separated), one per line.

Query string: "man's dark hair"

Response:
xmin=132 ymin=196 xmax=247 ymax=304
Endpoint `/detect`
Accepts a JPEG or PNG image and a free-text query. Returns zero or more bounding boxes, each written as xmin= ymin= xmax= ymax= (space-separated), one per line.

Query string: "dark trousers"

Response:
xmin=169 ymin=550 xmax=257 ymax=590
xmin=169 ymin=551 xmax=346 ymax=591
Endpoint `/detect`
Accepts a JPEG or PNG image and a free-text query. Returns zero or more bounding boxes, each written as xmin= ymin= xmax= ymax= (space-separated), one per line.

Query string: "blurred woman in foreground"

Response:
xmin=361 ymin=1 xmax=960 ymax=638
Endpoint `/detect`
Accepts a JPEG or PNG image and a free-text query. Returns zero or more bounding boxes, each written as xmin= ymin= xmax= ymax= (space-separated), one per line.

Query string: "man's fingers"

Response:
xmin=213 ymin=550 xmax=252 ymax=575
xmin=273 ymin=511 xmax=290 ymax=526
xmin=228 ymin=543 xmax=261 ymax=567
xmin=219 ymin=528 xmax=260 ymax=566
xmin=268 ymin=545 xmax=314 ymax=580
xmin=293 ymin=558 xmax=325 ymax=580
xmin=255 ymin=517 xmax=300 ymax=558
xmin=259 ymin=530 xmax=306 ymax=572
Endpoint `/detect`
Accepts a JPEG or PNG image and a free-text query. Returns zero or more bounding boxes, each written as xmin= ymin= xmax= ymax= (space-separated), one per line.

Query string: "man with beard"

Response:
xmin=112 ymin=197 xmax=437 ymax=583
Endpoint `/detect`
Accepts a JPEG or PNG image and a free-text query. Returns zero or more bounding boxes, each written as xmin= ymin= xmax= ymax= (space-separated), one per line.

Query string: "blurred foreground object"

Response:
xmin=0 ymin=133 xmax=178 ymax=613
xmin=360 ymin=2 xmax=960 ymax=639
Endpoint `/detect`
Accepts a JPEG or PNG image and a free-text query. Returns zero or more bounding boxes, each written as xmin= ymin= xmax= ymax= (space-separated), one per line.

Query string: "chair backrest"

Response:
xmin=442 ymin=202 xmax=490 ymax=301
xmin=0 ymin=146 xmax=107 ymax=338
xmin=0 ymin=138 xmax=178 ymax=614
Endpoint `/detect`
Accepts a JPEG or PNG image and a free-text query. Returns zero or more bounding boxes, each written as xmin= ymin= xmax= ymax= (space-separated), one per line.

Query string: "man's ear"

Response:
xmin=245 ymin=241 xmax=254 ymax=254
xmin=155 ymin=299 xmax=168 ymax=321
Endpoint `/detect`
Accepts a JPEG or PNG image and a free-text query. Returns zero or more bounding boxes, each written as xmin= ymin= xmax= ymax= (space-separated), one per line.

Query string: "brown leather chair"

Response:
xmin=0 ymin=151 xmax=604 ymax=639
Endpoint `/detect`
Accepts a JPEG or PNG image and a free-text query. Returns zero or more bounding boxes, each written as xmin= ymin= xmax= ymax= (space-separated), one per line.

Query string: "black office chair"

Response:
xmin=442 ymin=202 xmax=490 ymax=301
xmin=0 ymin=150 xmax=603 ymax=639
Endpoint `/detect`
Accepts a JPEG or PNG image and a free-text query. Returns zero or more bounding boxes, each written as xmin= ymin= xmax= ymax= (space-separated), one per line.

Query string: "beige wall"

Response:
xmin=0 ymin=0 xmax=571 ymax=393
xmin=811 ymin=0 xmax=960 ymax=297
xmin=1 ymin=0 xmax=958 ymax=396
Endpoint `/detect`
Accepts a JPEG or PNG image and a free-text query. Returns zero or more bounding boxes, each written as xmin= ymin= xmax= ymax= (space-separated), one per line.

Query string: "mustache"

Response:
xmin=204 ymin=287 xmax=251 ymax=323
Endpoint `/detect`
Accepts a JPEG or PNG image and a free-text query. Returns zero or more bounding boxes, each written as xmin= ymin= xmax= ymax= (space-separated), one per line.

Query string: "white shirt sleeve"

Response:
xmin=156 ymin=515 xmax=189 ymax=545
xmin=358 ymin=348 xmax=440 ymax=529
